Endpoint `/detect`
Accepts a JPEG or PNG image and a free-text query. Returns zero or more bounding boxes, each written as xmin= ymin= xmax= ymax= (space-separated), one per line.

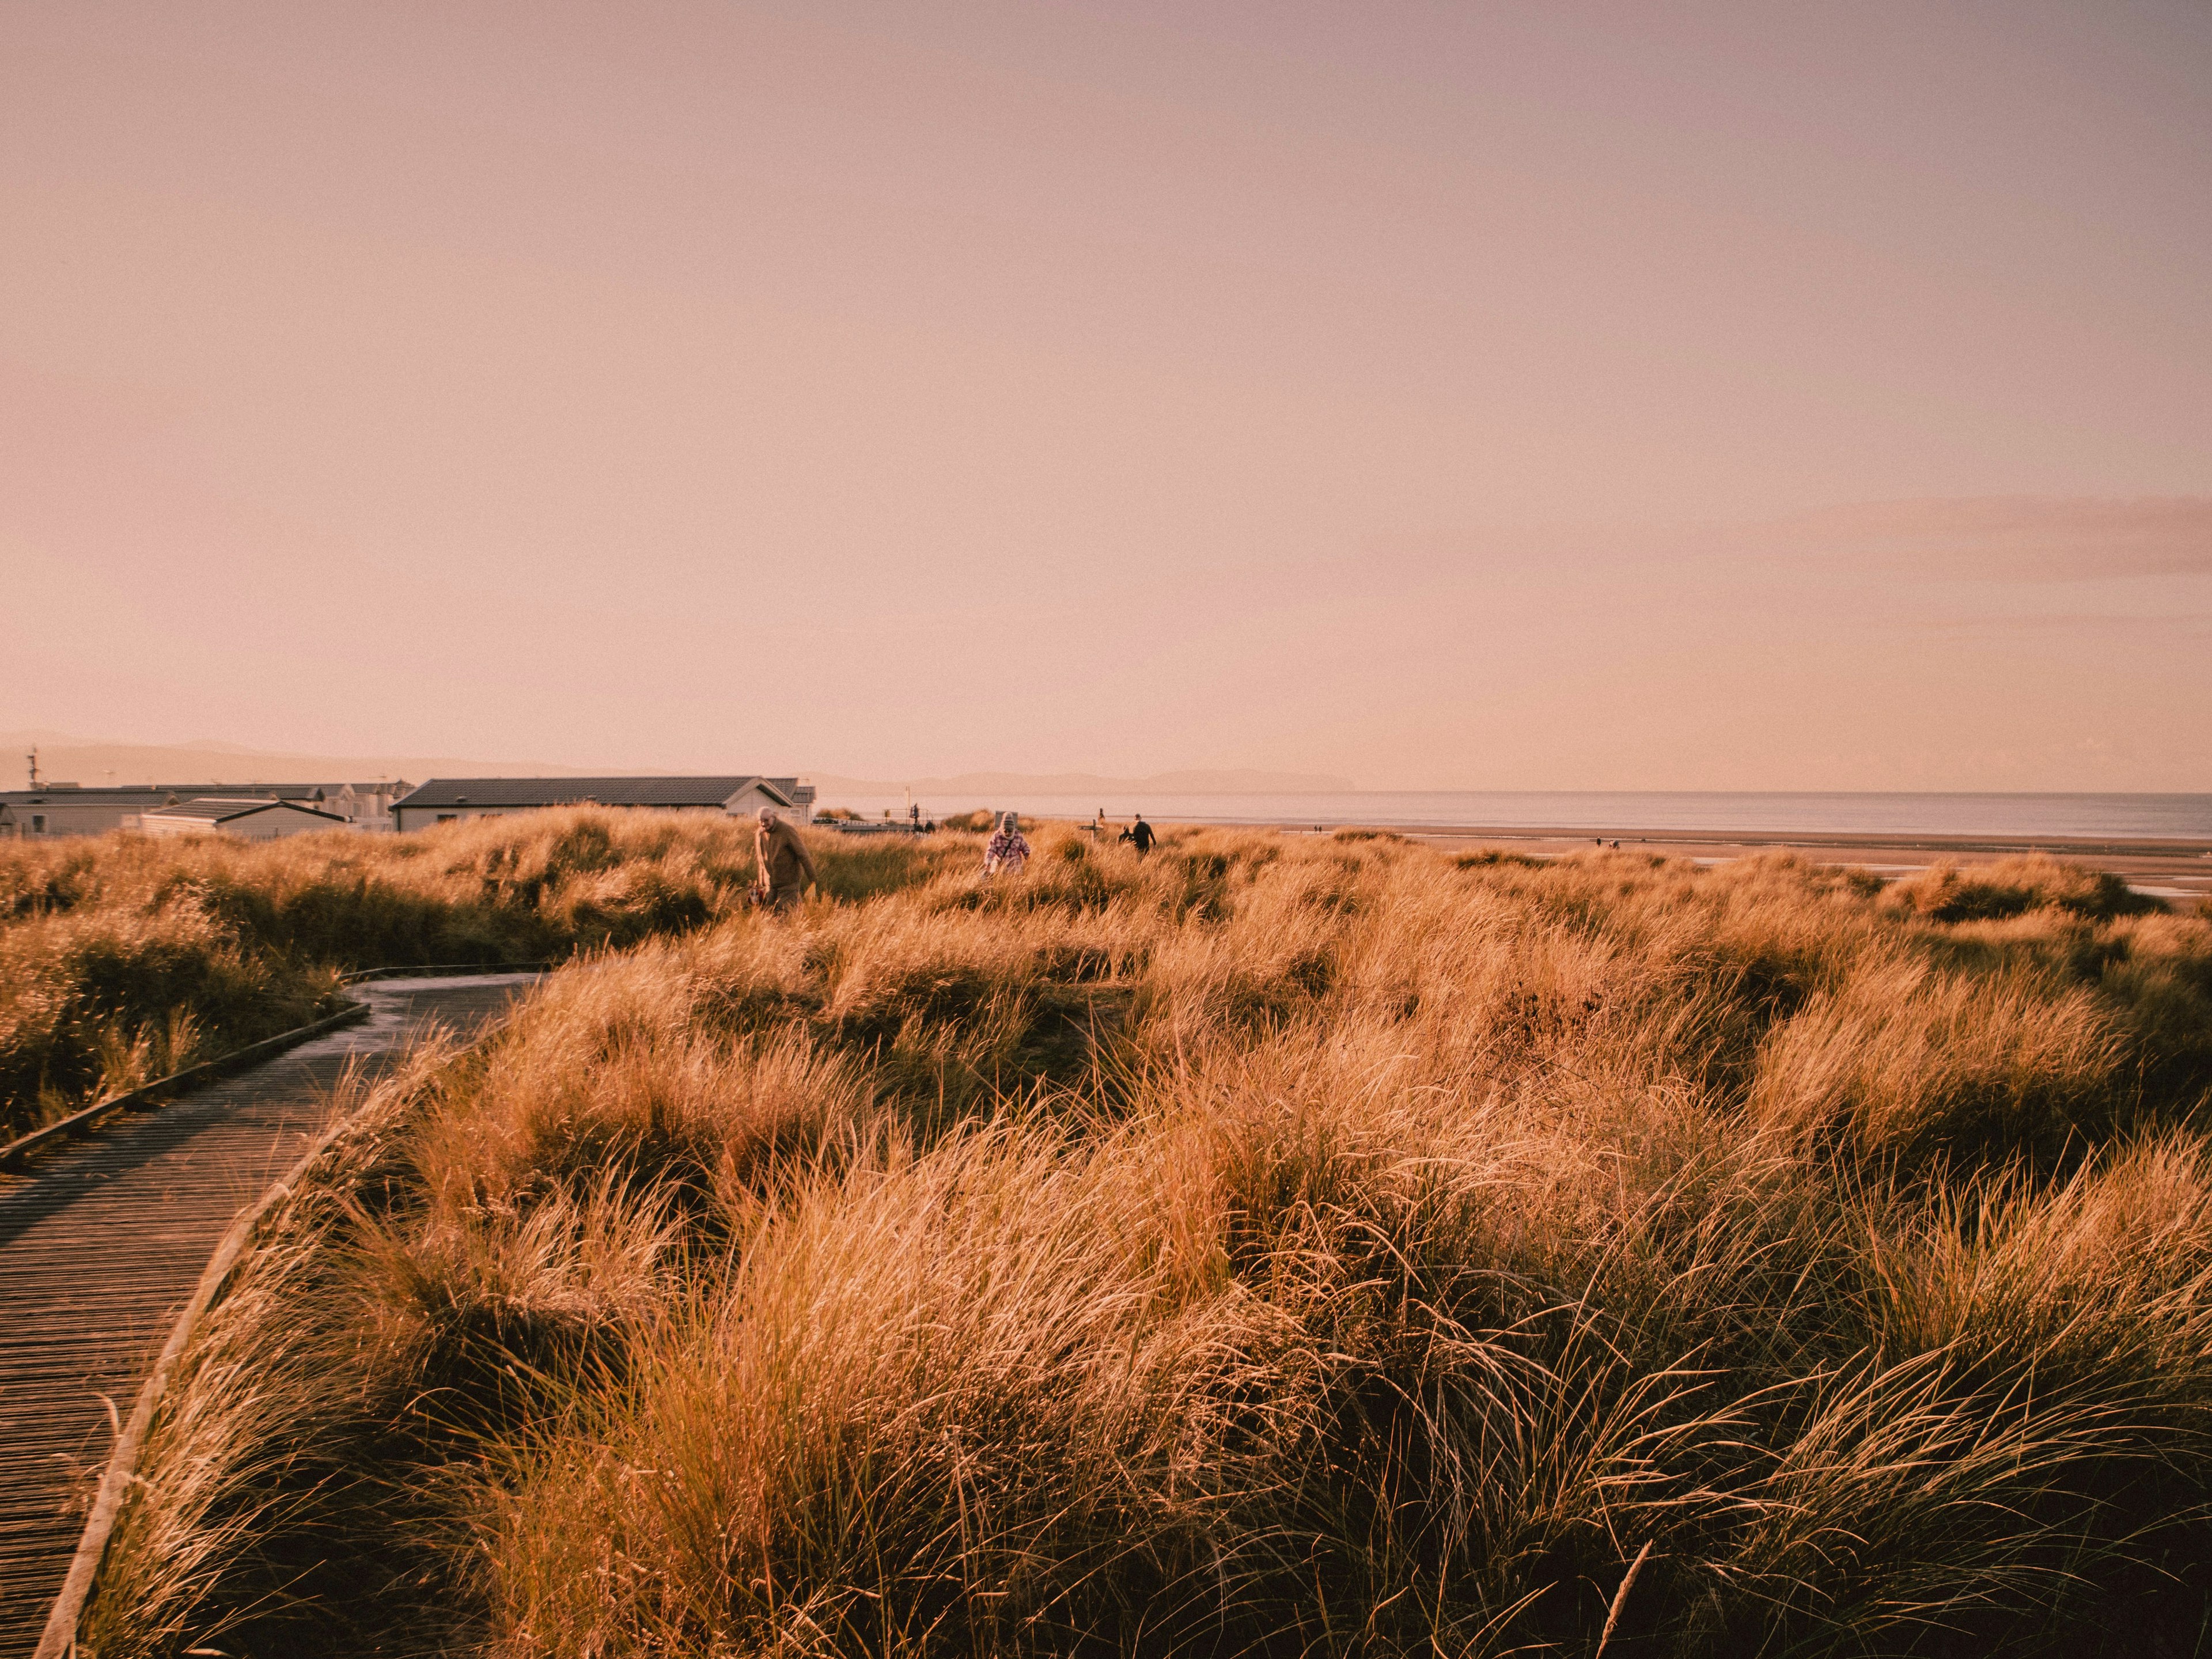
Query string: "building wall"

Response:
xmin=724 ymin=784 xmax=802 ymax=820
xmin=137 ymin=816 xmax=213 ymax=839
xmin=4 ymin=799 xmax=149 ymax=837
xmin=141 ymin=808 xmax=346 ymax=840
xmin=396 ymin=803 xmax=742 ymax=832
xmin=229 ymin=809 xmax=347 ymax=840
xmin=393 ymin=798 xmax=809 ymax=833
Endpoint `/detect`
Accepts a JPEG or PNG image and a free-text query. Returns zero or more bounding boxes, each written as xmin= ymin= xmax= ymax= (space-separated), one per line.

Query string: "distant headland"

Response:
xmin=809 ymin=768 xmax=1358 ymax=796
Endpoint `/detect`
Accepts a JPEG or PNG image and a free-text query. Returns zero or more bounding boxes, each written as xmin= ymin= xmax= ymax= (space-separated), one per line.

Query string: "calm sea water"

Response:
xmin=816 ymin=791 xmax=2212 ymax=841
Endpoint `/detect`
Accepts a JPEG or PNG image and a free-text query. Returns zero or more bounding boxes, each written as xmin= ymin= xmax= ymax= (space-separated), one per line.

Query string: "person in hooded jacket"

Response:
xmin=983 ymin=811 xmax=1031 ymax=877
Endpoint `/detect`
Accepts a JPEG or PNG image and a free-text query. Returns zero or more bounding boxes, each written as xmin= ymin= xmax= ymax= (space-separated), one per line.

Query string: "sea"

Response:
xmin=812 ymin=790 xmax=2212 ymax=842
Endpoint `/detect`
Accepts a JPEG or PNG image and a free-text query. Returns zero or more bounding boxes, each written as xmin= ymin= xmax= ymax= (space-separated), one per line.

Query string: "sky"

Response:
xmin=3 ymin=1 xmax=2207 ymax=791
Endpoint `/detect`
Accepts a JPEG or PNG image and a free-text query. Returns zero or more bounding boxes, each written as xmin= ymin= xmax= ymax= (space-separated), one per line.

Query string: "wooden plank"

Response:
xmin=0 ymin=1003 xmax=371 ymax=1172
xmin=0 ymin=976 xmax=537 ymax=1657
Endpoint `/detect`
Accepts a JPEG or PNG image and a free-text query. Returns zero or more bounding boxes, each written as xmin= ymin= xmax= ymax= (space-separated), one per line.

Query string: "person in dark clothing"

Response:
xmin=1130 ymin=814 xmax=1156 ymax=855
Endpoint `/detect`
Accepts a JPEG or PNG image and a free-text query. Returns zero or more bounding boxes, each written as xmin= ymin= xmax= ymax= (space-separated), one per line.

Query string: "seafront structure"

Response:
xmin=0 ymin=781 xmax=410 ymax=838
xmin=389 ymin=775 xmax=815 ymax=832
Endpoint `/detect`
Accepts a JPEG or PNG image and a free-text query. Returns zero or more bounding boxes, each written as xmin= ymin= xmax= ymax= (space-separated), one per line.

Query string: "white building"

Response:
xmin=138 ymin=797 xmax=353 ymax=840
xmin=391 ymin=776 xmax=814 ymax=834
xmin=324 ymin=781 xmax=408 ymax=830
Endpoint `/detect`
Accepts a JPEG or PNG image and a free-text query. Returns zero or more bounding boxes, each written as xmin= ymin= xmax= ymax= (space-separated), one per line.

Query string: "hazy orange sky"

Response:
xmin=5 ymin=2 xmax=2207 ymax=790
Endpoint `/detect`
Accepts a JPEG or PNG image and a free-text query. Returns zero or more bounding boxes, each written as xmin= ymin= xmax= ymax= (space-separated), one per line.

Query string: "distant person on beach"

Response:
xmin=1130 ymin=813 xmax=1156 ymax=855
xmin=983 ymin=811 xmax=1031 ymax=877
xmin=753 ymin=807 xmax=818 ymax=914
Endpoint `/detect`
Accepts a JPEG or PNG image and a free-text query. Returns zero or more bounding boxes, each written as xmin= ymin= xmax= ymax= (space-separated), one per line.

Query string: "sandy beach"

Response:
xmin=1260 ymin=821 xmax=2212 ymax=906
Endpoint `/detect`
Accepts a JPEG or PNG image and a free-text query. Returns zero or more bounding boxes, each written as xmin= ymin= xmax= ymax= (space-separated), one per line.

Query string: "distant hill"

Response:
xmin=810 ymin=768 xmax=1357 ymax=796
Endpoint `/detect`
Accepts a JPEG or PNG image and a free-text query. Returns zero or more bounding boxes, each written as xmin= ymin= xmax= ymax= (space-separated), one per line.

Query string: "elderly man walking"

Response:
xmin=753 ymin=808 xmax=819 ymax=914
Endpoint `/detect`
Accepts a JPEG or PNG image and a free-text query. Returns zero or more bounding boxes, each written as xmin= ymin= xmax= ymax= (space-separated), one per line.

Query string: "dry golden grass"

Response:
xmin=76 ymin=824 xmax=2212 ymax=1657
xmin=0 ymin=810 xmax=948 ymax=1137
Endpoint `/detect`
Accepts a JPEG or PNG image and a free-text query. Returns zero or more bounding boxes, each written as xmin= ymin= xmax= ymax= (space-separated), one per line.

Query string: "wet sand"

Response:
xmin=1259 ymin=821 xmax=2212 ymax=906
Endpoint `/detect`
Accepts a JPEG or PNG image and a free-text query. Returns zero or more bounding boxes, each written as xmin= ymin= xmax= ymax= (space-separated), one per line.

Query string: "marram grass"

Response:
xmin=68 ymin=823 xmax=2212 ymax=1657
xmin=0 ymin=809 xmax=952 ymax=1137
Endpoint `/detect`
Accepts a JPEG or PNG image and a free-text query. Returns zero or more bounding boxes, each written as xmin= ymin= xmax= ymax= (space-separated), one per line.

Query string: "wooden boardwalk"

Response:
xmin=0 ymin=975 xmax=538 ymax=1657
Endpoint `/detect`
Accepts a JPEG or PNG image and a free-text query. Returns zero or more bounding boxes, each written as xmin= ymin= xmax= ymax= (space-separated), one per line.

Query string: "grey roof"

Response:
xmin=154 ymin=783 xmax=326 ymax=799
xmin=0 ymin=783 xmax=326 ymax=806
xmin=392 ymin=776 xmax=800 ymax=812
xmin=143 ymin=797 xmax=349 ymax=823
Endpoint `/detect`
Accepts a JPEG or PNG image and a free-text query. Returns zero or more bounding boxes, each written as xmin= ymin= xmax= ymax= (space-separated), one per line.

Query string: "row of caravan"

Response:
xmin=0 ymin=777 xmax=815 ymax=840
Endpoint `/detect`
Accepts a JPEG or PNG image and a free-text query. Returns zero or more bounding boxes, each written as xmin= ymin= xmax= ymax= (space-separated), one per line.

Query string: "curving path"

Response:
xmin=0 ymin=974 xmax=539 ymax=1656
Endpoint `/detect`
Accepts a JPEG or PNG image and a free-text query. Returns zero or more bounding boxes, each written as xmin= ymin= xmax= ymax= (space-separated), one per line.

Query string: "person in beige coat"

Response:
xmin=753 ymin=808 xmax=819 ymax=914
